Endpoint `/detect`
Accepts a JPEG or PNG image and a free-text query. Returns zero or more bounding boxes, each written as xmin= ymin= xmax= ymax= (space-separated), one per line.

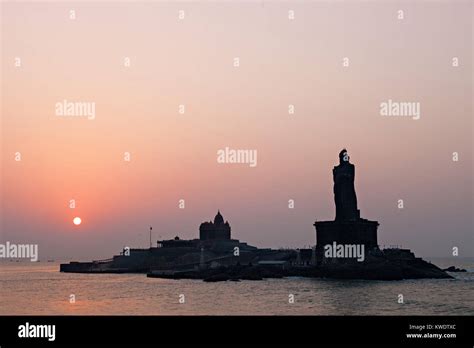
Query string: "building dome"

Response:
xmin=200 ymin=210 xmax=231 ymax=241
xmin=214 ymin=210 xmax=224 ymax=225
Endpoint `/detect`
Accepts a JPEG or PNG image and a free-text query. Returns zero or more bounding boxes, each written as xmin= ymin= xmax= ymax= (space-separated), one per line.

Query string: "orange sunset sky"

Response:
xmin=1 ymin=1 xmax=473 ymax=259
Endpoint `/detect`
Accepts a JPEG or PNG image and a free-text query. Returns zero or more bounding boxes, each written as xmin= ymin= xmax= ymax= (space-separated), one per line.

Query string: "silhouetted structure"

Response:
xmin=334 ymin=149 xmax=360 ymax=221
xmin=315 ymin=150 xmax=379 ymax=262
xmin=60 ymin=154 xmax=451 ymax=279
xmin=199 ymin=210 xmax=231 ymax=241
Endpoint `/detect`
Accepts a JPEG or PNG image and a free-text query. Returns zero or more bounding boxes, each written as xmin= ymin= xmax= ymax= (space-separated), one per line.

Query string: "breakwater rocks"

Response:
xmin=147 ymin=251 xmax=452 ymax=282
xmin=443 ymin=266 xmax=467 ymax=273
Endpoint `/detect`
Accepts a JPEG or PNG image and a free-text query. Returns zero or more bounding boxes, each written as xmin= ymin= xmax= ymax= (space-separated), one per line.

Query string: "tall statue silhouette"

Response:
xmin=315 ymin=149 xmax=378 ymax=263
xmin=333 ymin=149 xmax=360 ymax=221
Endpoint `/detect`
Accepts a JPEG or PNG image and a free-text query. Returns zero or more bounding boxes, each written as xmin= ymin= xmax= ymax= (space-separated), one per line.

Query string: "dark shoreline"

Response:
xmin=61 ymin=247 xmax=453 ymax=281
xmin=146 ymin=257 xmax=453 ymax=282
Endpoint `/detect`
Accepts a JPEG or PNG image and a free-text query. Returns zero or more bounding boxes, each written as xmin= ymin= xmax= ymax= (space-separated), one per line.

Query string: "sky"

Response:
xmin=1 ymin=1 xmax=473 ymax=260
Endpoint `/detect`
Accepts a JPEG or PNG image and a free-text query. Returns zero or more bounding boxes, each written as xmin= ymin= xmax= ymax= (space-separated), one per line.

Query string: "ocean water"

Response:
xmin=0 ymin=258 xmax=473 ymax=315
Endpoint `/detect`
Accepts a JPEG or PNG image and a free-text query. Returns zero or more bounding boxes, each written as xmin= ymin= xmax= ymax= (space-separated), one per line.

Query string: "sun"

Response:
xmin=73 ymin=217 xmax=82 ymax=226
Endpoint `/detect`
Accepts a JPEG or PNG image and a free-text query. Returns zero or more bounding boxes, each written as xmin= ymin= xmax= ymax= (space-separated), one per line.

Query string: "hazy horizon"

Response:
xmin=1 ymin=1 xmax=473 ymax=260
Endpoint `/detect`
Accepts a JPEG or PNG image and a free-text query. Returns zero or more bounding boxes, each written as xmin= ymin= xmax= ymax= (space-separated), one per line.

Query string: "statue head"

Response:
xmin=339 ymin=149 xmax=349 ymax=164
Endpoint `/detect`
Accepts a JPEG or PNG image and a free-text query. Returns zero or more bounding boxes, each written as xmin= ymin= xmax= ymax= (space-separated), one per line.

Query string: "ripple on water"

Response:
xmin=1 ymin=263 xmax=473 ymax=315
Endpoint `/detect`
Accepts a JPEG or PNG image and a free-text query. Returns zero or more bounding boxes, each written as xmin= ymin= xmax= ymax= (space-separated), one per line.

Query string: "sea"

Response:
xmin=0 ymin=258 xmax=473 ymax=315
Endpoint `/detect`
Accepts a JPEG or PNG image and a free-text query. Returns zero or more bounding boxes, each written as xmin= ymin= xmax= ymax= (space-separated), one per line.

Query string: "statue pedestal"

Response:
xmin=314 ymin=219 xmax=379 ymax=263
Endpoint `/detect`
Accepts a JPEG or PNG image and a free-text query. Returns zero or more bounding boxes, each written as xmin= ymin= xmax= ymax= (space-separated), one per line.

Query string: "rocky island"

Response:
xmin=61 ymin=150 xmax=451 ymax=281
